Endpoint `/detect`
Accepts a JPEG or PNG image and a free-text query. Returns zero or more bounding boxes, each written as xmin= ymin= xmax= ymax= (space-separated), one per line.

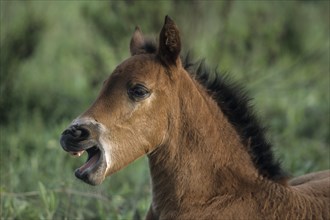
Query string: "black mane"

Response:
xmin=141 ymin=41 xmax=287 ymax=182
xmin=182 ymin=54 xmax=287 ymax=182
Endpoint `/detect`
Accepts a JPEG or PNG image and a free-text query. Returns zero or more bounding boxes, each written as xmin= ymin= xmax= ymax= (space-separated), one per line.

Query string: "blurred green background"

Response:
xmin=0 ymin=1 xmax=329 ymax=219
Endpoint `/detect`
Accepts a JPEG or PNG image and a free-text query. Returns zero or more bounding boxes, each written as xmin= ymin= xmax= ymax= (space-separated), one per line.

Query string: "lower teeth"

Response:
xmin=70 ymin=151 xmax=85 ymax=157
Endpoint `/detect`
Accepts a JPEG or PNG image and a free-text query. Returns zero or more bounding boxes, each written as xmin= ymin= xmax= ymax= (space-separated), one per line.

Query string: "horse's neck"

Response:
xmin=147 ymin=69 xmax=260 ymax=214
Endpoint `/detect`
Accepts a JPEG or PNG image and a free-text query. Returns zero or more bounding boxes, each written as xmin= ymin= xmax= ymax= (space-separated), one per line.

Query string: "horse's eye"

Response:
xmin=127 ymin=84 xmax=150 ymax=101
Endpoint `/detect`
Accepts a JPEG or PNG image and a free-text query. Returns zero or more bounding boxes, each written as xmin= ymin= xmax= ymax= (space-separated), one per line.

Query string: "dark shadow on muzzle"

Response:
xmin=60 ymin=125 xmax=98 ymax=152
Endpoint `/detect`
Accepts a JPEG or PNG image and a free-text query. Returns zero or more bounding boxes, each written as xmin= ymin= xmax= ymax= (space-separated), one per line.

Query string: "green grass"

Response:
xmin=1 ymin=1 xmax=329 ymax=219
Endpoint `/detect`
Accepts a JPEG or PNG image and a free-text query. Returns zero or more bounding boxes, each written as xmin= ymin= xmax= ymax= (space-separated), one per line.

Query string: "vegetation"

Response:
xmin=1 ymin=1 xmax=329 ymax=219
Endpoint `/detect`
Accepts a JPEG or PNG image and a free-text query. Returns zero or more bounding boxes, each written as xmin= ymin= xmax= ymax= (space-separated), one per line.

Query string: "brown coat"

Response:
xmin=60 ymin=16 xmax=330 ymax=220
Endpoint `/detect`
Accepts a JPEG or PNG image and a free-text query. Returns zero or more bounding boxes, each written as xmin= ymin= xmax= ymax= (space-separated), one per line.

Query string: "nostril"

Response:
xmin=78 ymin=127 xmax=90 ymax=139
xmin=62 ymin=126 xmax=90 ymax=139
xmin=71 ymin=128 xmax=82 ymax=138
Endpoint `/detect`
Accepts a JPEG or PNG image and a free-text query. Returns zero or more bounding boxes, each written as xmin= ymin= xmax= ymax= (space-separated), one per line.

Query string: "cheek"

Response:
xmin=129 ymin=98 xmax=169 ymax=146
xmin=102 ymin=93 xmax=170 ymax=153
xmin=141 ymin=100 xmax=169 ymax=145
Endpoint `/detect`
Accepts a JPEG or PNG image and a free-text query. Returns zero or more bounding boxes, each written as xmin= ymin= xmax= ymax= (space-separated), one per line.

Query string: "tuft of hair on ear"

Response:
xmin=130 ymin=26 xmax=157 ymax=55
xmin=130 ymin=26 xmax=145 ymax=56
xmin=158 ymin=15 xmax=181 ymax=66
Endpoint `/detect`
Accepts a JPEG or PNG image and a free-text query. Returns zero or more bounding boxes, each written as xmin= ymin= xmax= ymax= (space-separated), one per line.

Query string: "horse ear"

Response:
xmin=158 ymin=16 xmax=181 ymax=66
xmin=130 ymin=26 xmax=145 ymax=56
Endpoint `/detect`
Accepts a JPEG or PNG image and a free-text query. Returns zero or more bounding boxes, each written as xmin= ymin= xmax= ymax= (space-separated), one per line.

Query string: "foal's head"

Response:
xmin=60 ymin=16 xmax=183 ymax=185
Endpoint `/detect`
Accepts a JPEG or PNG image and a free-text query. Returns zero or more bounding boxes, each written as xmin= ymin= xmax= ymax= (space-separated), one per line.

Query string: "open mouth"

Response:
xmin=60 ymin=124 xmax=107 ymax=185
xmin=67 ymin=145 xmax=106 ymax=185
xmin=70 ymin=146 xmax=101 ymax=173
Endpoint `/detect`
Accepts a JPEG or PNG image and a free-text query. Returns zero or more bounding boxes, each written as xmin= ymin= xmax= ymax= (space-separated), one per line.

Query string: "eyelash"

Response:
xmin=127 ymin=83 xmax=151 ymax=101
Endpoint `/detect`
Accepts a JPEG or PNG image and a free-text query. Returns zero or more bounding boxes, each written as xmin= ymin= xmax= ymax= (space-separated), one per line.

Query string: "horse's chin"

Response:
xmin=73 ymin=146 xmax=107 ymax=185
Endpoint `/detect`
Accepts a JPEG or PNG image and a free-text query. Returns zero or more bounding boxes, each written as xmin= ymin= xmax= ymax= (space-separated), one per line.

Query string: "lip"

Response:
xmin=74 ymin=144 xmax=107 ymax=185
xmin=60 ymin=136 xmax=107 ymax=185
